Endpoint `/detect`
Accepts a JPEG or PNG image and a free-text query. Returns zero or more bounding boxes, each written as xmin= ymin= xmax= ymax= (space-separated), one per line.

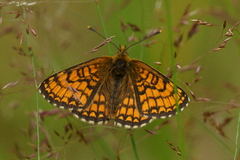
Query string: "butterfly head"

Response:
xmin=110 ymin=45 xmax=131 ymax=75
xmin=114 ymin=45 xmax=129 ymax=59
xmin=118 ymin=45 xmax=127 ymax=54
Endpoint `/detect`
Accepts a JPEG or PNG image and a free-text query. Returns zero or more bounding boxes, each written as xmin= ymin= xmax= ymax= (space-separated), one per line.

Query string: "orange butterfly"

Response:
xmin=39 ymin=31 xmax=189 ymax=129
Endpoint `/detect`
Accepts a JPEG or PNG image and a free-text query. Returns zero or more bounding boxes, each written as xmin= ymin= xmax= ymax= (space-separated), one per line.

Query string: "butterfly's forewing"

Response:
xmin=39 ymin=57 xmax=112 ymax=111
xmin=130 ymin=59 xmax=189 ymax=119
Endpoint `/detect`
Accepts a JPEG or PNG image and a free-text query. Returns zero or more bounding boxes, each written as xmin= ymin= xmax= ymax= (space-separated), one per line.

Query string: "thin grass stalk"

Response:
xmin=234 ymin=109 xmax=240 ymax=160
xmin=22 ymin=1 xmax=40 ymax=159
xmin=96 ymin=2 xmax=112 ymax=56
xmin=165 ymin=0 xmax=185 ymax=159
xmin=130 ymin=131 xmax=139 ymax=160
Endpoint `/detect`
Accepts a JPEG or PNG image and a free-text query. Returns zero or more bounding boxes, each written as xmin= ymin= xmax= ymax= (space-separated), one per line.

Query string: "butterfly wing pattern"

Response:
xmin=114 ymin=83 xmax=153 ymax=128
xmin=130 ymin=60 xmax=189 ymax=119
xmin=39 ymin=46 xmax=189 ymax=129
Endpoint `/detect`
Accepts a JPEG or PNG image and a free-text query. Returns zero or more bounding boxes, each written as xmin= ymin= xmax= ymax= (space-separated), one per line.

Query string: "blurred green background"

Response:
xmin=0 ymin=0 xmax=240 ymax=159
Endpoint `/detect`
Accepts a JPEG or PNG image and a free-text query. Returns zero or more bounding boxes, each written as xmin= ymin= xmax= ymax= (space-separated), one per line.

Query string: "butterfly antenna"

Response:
xmin=88 ymin=26 xmax=118 ymax=49
xmin=126 ymin=30 xmax=162 ymax=50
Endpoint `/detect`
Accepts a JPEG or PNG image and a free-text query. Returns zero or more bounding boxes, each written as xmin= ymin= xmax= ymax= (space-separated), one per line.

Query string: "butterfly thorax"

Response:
xmin=112 ymin=46 xmax=130 ymax=75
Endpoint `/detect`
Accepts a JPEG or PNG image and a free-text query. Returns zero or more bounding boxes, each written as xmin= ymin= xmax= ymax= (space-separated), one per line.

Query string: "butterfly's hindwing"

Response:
xmin=71 ymin=87 xmax=109 ymax=125
xmin=114 ymin=84 xmax=152 ymax=128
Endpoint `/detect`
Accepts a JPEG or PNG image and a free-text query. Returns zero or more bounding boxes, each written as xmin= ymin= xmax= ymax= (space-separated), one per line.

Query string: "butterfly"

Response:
xmin=39 ymin=33 xmax=189 ymax=129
